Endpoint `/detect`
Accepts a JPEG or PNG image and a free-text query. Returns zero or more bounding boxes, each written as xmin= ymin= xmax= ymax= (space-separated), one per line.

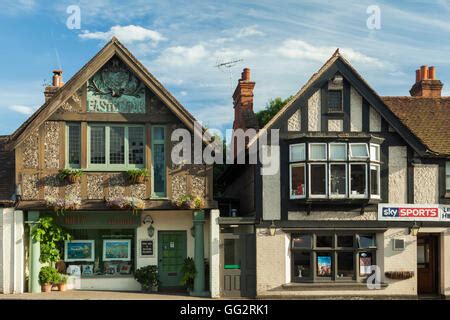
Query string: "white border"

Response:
xmin=103 ymin=239 xmax=132 ymax=261
xmin=290 ymin=163 xmax=306 ymax=199
xmin=329 ymin=163 xmax=347 ymax=198
xmin=64 ymin=240 xmax=95 ymax=262
xmin=378 ymin=203 xmax=441 ymax=221
xmin=308 ymin=163 xmax=327 ymax=198
xmin=349 ymin=163 xmax=367 ymax=198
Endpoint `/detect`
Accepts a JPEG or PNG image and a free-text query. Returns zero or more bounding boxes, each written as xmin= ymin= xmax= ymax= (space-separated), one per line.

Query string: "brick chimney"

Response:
xmin=410 ymin=65 xmax=443 ymax=97
xmin=44 ymin=69 xmax=64 ymax=102
xmin=233 ymin=68 xmax=255 ymax=130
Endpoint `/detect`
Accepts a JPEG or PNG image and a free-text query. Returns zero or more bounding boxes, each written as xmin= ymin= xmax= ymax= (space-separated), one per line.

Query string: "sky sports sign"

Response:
xmin=378 ymin=204 xmax=450 ymax=221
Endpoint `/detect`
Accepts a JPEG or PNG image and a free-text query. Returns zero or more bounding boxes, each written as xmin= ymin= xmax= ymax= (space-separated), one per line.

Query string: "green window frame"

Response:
xmin=87 ymin=124 xmax=145 ymax=170
xmin=152 ymin=126 xmax=166 ymax=197
xmin=66 ymin=123 xmax=81 ymax=168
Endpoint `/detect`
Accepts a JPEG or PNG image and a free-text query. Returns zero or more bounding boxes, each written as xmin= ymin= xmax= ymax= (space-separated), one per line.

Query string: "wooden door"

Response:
xmin=417 ymin=234 xmax=439 ymax=295
xmin=158 ymin=231 xmax=187 ymax=288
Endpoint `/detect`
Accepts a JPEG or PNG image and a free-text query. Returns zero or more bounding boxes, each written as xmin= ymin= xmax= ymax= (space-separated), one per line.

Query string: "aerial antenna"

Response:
xmin=214 ymin=58 xmax=244 ymax=93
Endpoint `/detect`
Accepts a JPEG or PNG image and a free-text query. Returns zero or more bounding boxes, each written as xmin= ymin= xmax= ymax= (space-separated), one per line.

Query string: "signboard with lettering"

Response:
xmin=378 ymin=204 xmax=450 ymax=221
xmin=87 ymin=58 xmax=146 ymax=114
xmin=55 ymin=212 xmax=140 ymax=229
xmin=140 ymin=240 xmax=154 ymax=257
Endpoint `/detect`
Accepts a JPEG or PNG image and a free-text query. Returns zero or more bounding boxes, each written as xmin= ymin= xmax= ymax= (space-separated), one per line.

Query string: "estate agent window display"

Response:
xmin=290 ymin=232 xmax=377 ymax=283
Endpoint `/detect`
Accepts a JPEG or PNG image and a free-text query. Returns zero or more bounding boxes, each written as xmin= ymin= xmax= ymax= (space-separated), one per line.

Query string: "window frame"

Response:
xmin=290 ymin=163 xmax=306 ymax=199
xmin=370 ymin=143 xmax=380 ymax=162
xmin=290 ymin=232 xmax=377 ymax=283
xmin=87 ymin=123 xmax=146 ymax=171
xmin=308 ymin=163 xmax=328 ymax=198
xmin=309 ymin=143 xmax=327 ymax=161
xmin=329 ymin=163 xmax=347 ymax=198
xmin=65 ymin=122 xmax=81 ymax=169
xmin=349 ymin=143 xmax=369 ymax=160
xmin=329 ymin=143 xmax=347 ymax=161
xmin=289 ymin=143 xmax=306 ymax=162
xmin=327 ymin=89 xmax=343 ymax=112
xmin=151 ymin=125 xmax=167 ymax=198
xmin=446 ymin=161 xmax=450 ymax=192
xmin=370 ymin=164 xmax=381 ymax=199
xmin=349 ymin=163 xmax=368 ymax=198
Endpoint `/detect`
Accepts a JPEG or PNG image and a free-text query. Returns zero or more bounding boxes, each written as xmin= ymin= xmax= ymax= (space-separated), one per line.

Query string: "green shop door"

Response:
xmin=158 ymin=231 xmax=187 ymax=289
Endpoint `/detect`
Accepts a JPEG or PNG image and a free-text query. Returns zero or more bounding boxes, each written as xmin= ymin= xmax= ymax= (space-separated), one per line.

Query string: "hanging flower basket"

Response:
xmin=106 ymin=196 xmax=145 ymax=215
xmin=45 ymin=195 xmax=82 ymax=216
xmin=174 ymin=194 xmax=205 ymax=210
xmin=384 ymin=271 xmax=415 ymax=280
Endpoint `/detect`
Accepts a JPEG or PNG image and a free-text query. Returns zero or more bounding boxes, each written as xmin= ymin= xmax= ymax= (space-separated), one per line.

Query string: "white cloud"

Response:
xmin=193 ymin=105 xmax=234 ymax=128
xmin=79 ymin=25 xmax=165 ymax=45
xmin=277 ymin=39 xmax=385 ymax=68
xmin=156 ymin=45 xmax=208 ymax=66
xmin=236 ymin=25 xmax=265 ymax=38
xmin=8 ymin=105 xmax=35 ymax=115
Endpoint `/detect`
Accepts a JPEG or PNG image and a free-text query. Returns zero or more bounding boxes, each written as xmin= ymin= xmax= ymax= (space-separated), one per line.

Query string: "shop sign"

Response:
xmin=378 ymin=204 xmax=449 ymax=221
xmin=140 ymin=240 xmax=154 ymax=257
xmin=55 ymin=212 xmax=140 ymax=228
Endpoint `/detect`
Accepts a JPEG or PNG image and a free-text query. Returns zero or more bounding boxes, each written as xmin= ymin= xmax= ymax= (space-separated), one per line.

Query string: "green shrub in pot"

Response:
xmin=134 ymin=265 xmax=159 ymax=292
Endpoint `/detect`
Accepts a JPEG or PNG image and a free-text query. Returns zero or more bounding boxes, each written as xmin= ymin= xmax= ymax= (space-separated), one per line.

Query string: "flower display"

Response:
xmin=45 ymin=195 xmax=82 ymax=215
xmin=105 ymin=196 xmax=145 ymax=214
xmin=174 ymin=194 xmax=205 ymax=210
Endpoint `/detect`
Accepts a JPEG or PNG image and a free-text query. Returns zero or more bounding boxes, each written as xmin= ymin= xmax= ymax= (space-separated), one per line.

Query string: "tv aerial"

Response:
xmin=214 ymin=58 xmax=244 ymax=92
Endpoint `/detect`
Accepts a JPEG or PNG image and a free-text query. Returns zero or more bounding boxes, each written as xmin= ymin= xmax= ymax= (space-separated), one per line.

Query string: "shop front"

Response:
xmin=26 ymin=209 xmax=218 ymax=294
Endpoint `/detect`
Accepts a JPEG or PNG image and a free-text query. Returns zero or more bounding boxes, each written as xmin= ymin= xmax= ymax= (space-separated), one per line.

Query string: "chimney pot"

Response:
xmin=415 ymin=69 xmax=421 ymax=83
xmin=428 ymin=66 xmax=436 ymax=80
xmin=52 ymin=69 xmax=64 ymax=87
xmin=420 ymin=65 xmax=429 ymax=80
xmin=241 ymin=68 xmax=251 ymax=81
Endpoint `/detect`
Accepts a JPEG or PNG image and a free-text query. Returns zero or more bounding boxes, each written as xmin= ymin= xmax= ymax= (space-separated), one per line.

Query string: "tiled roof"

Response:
xmin=0 ymin=135 xmax=15 ymax=202
xmin=382 ymin=97 xmax=450 ymax=156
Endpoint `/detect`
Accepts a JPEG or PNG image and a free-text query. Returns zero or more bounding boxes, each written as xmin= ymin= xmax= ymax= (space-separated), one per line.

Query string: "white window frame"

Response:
xmin=446 ymin=162 xmax=450 ymax=191
xmin=309 ymin=143 xmax=327 ymax=161
xmin=349 ymin=163 xmax=368 ymax=198
xmin=290 ymin=163 xmax=306 ymax=199
xmin=289 ymin=143 xmax=306 ymax=162
xmin=370 ymin=164 xmax=381 ymax=199
xmin=370 ymin=143 xmax=380 ymax=162
xmin=349 ymin=143 xmax=369 ymax=160
xmin=329 ymin=163 xmax=347 ymax=198
xmin=329 ymin=143 xmax=347 ymax=161
xmin=308 ymin=163 xmax=328 ymax=198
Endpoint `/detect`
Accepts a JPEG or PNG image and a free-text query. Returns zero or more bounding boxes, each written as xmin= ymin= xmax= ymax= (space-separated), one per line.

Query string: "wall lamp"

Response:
xmin=268 ymin=221 xmax=277 ymax=236
xmin=409 ymin=222 xmax=420 ymax=236
xmin=142 ymin=215 xmax=155 ymax=238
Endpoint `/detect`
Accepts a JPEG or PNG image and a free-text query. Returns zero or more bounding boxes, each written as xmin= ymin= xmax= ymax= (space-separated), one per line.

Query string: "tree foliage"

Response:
xmin=31 ymin=216 xmax=72 ymax=264
xmin=255 ymin=96 xmax=293 ymax=128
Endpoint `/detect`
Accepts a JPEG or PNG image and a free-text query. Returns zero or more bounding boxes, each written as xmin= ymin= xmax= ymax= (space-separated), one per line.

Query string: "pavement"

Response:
xmin=0 ymin=290 xmax=211 ymax=300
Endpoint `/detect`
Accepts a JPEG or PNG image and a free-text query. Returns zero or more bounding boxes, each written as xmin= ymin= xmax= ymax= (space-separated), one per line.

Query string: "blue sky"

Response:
xmin=0 ymin=0 xmax=450 ymax=135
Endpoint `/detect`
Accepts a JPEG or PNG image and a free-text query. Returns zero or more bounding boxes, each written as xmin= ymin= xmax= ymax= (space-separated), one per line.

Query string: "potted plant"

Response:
xmin=134 ymin=265 xmax=159 ymax=292
xmin=57 ymin=168 xmax=84 ymax=184
xmin=174 ymin=195 xmax=205 ymax=210
xmin=57 ymin=274 xmax=68 ymax=292
xmin=180 ymin=257 xmax=196 ymax=292
xmin=126 ymin=169 xmax=148 ymax=184
xmin=39 ymin=266 xmax=59 ymax=292
xmin=106 ymin=196 xmax=145 ymax=215
xmin=45 ymin=194 xmax=82 ymax=215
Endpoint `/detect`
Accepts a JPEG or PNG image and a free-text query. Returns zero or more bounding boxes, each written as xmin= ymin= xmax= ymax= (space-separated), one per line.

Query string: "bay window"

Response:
xmin=291 ymin=232 xmax=377 ymax=283
xmin=289 ymin=141 xmax=380 ymax=200
xmin=87 ymin=124 xmax=145 ymax=169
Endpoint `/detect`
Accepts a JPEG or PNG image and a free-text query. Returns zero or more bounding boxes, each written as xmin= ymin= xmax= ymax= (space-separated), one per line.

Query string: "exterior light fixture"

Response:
xmin=409 ymin=222 xmax=420 ymax=236
xmin=269 ymin=221 xmax=277 ymax=236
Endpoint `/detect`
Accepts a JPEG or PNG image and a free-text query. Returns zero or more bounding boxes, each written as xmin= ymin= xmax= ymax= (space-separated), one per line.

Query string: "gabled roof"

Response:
xmin=7 ymin=37 xmax=200 ymax=149
xmin=249 ymin=50 xmax=436 ymax=157
xmin=383 ymin=97 xmax=450 ymax=156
